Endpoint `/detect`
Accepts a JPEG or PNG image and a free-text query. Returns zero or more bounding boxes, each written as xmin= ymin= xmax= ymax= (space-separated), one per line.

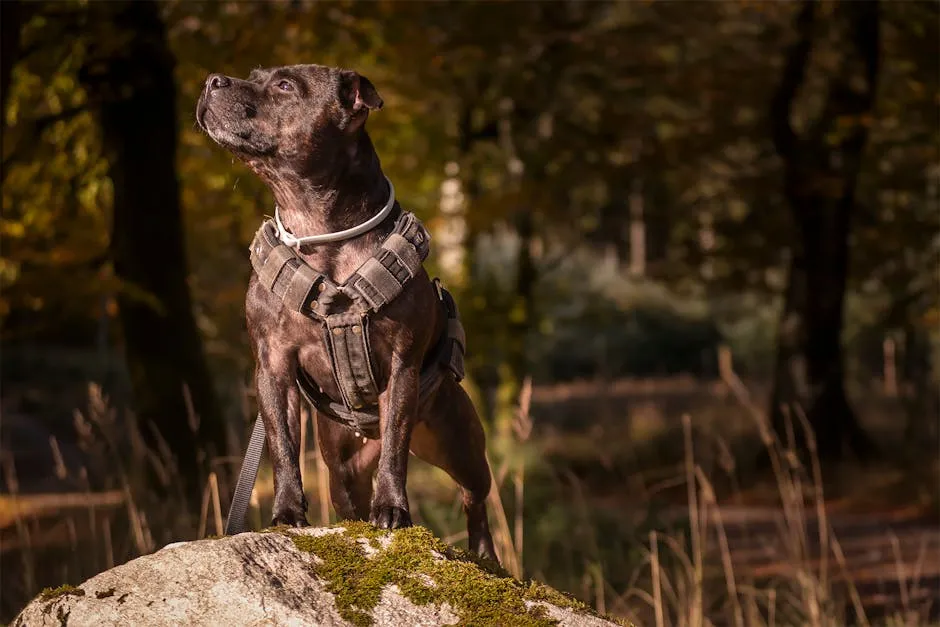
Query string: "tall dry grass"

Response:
xmin=1 ymin=378 xmax=935 ymax=626
xmin=603 ymin=362 xmax=935 ymax=627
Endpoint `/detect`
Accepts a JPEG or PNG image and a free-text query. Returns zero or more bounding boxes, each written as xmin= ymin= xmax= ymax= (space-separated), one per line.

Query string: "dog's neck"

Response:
xmin=266 ymin=131 xmax=397 ymax=279
xmin=271 ymin=132 xmax=391 ymax=235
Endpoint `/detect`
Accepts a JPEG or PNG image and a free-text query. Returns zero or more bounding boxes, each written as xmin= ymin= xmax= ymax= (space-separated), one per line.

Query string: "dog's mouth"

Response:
xmin=198 ymin=99 xmax=274 ymax=157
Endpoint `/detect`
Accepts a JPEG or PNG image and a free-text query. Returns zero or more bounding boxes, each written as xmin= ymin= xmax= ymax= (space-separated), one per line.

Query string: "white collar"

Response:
xmin=274 ymin=176 xmax=395 ymax=248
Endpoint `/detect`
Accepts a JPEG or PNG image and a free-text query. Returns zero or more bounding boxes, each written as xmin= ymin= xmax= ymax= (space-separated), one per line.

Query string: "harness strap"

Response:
xmin=437 ymin=283 xmax=466 ymax=382
xmin=296 ymin=369 xmax=382 ymax=438
xmin=283 ymin=264 xmax=322 ymax=312
xmin=258 ymin=244 xmax=294 ymax=291
xmin=348 ymin=212 xmax=431 ymax=311
xmin=354 ymin=258 xmax=403 ymax=310
xmin=385 ymin=233 xmax=422 ymax=275
xmin=249 ymin=211 xmax=430 ymax=319
xmin=249 ymin=222 xmax=325 ymax=317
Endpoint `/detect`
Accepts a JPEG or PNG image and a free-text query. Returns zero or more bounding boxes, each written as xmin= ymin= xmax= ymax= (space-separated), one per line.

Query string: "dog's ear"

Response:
xmin=340 ymin=70 xmax=383 ymax=113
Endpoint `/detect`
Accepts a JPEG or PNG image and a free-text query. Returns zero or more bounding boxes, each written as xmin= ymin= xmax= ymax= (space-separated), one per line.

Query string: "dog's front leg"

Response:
xmin=370 ymin=357 xmax=418 ymax=529
xmin=256 ymin=351 xmax=308 ymax=527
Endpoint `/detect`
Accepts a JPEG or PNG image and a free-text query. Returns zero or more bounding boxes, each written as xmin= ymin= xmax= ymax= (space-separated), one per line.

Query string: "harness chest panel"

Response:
xmin=325 ymin=312 xmax=377 ymax=410
xmin=249 ymin=211 xmax=464 ymax=438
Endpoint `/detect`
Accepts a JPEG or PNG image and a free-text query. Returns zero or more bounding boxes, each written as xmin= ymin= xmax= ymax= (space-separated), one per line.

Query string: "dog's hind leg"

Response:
xmin=314 ymin=414 xmax=381 ymax=521
xmin=256 ymin=351 xmax=308 ymax=527
xmin=411 ymin=383 xmax=498 ymax=563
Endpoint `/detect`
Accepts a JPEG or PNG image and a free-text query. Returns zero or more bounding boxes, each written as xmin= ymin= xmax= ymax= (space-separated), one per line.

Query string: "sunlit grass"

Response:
xmin=1 ymin=378 xmax=937 ymax=626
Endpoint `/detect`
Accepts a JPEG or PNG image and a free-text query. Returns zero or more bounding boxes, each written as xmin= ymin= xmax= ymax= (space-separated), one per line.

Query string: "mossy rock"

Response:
xmin=12 ymin=523 xmax=629 ymax=627
xmin=39 ymin=585 xmax=85 ymax=602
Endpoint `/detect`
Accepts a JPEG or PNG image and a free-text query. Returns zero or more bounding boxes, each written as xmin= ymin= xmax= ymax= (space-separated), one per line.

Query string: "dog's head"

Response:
xmin=196 ymin=64 xmax=383 ymax=177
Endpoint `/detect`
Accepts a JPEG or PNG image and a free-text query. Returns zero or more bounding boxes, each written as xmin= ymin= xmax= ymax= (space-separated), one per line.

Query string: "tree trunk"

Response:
xmin=509 ymin=210 xmax=537 ymax=381
xmin=80 ymin=1 xmax=224 ymax=505
xmin=769 ymin=0 xmax=880 ymax=461
xmin=495 ymin=210 xmax=536 ymax=439
xmin=901 ymin=321 xmax=936 ymax=448
xmin=1 ymin=0 xmax=24 ymax=117
xmin=769 ymin=249 xmax=809 ymax=441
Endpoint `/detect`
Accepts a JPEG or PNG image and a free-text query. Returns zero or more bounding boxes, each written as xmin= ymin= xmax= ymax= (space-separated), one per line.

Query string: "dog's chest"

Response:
xmin=313 ymin=247 xmax=376 ymax=287
xmin=296 ymin=337 xmax=343 ymax=397
xmin=246 ymin=277 xmax=347 ymax=395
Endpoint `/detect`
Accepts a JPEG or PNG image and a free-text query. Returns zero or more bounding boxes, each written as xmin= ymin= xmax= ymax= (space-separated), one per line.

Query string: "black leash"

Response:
xmin=224 ymin=414 xmax=266 ymax=535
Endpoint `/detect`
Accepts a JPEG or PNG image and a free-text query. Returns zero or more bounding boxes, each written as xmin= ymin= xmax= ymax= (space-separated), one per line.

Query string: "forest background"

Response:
xmin=1 ymin=1 xmax=938 ymax=625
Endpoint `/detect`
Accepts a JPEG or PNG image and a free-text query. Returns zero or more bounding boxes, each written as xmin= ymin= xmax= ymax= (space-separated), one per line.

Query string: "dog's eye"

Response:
xmin=276 ymin=80 xmax=294 ymax=92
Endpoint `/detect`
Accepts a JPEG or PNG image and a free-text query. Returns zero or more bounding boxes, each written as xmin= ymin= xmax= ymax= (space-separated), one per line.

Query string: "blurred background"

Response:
xmin=1 ymin=1 xmax=938 ymax=625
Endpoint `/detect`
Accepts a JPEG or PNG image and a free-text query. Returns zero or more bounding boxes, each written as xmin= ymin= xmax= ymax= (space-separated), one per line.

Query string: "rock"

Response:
xmin=13 ymin=522 xmax=625 ymax=627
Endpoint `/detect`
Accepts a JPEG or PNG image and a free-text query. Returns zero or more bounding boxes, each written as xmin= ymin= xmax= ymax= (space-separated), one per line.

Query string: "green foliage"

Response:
xmin=2 ymin=4 xmax=113 ymax=335
xmin=530 ymin=250 xmax=724 ymax=381
xmin=3 ymin=0 xmax=935 ymax=386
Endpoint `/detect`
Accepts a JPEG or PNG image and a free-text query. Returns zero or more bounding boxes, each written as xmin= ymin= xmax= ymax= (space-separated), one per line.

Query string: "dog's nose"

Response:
xmin=206 ymin=74 xmax=231 ymax=91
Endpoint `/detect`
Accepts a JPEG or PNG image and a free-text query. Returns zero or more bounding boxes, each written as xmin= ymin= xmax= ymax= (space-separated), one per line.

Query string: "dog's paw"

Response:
xmin=470 ymin=533 xmax=500 ymax=564
xmin=369 ymin=505 xmax=412 ymax=530
xmin=271 ymin=489 xmax=308 ymax=528
xmin=271 ymin=508 xmax=309 ymax=528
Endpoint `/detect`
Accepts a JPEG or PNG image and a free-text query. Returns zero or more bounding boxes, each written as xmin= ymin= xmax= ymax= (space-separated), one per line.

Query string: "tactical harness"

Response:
xmin=248 ymin=209 xmax=466 ymax=439
xmin=226 ymin=208 xmax=465 ymax=535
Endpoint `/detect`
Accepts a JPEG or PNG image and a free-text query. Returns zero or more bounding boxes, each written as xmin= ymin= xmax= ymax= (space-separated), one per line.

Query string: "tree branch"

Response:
xmin=770 ymin=0 xmax=817 ymax=159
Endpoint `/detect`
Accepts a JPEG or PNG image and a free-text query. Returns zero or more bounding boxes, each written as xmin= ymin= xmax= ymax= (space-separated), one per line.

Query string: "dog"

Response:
xmin=196 ymin=64 xmax=497 ymax=561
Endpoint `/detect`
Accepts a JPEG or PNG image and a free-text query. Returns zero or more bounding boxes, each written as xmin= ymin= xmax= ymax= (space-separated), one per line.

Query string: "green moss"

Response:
xmin=288 ymin=523 xmax=605 ymax=627
xmin=445 ymin=544 xmax=512 ymax=579
xmin=39 ymin=585 xmax=85 ymax=602
xmin=333 ymin=520 xmax=388 ymax=541
xmin=262 ymin=525 xmax=293 ymax=534
xmin=521 ymin=581 xmax=588 ymax=611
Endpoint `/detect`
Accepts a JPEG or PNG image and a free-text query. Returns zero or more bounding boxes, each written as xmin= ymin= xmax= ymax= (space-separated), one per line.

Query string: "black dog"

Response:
xmin=197 ymin=64 xmax=497 ymax=560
